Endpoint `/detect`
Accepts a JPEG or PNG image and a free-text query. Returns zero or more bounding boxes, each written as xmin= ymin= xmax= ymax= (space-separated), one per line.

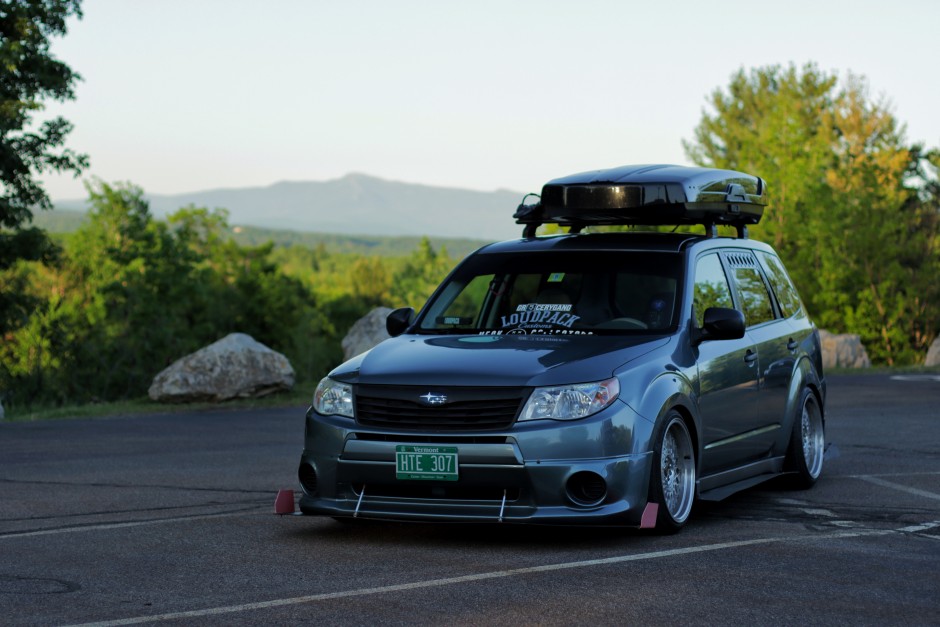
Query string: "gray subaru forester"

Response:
xmin=297 ymin=164 xmax=826 ymax=532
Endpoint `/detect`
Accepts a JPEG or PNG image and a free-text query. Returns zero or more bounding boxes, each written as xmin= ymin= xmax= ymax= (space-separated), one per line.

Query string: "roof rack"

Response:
xmin=514 ymin=164 xmax=766 ymax=239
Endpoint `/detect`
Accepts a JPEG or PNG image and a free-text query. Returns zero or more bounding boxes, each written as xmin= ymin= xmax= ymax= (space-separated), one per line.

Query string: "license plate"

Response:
xmin=395 ymin=445 xmax=458 ymax=481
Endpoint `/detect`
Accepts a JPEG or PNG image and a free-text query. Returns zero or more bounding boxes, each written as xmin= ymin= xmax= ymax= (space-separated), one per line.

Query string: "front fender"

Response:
xmin=621 ymin=370 xmax=699 ymax=449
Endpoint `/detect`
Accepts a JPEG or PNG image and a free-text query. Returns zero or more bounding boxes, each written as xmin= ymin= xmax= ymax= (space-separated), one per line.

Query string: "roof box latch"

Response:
xmin=725 ymin=184 xmax=748 ymax=203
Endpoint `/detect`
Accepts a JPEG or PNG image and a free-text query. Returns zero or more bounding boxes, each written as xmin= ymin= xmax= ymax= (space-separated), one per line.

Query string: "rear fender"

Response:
xmin=775 ymin=355 xmax=824 ymax=453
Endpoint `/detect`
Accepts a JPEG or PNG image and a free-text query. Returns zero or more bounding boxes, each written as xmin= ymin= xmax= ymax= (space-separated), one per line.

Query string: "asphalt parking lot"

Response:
xmin=2 ymin=373 xmax=938 ymax=626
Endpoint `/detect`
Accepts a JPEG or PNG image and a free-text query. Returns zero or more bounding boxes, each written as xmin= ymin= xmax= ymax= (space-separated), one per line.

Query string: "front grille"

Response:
xmin=355 ymin=385 xmax=527 ymax=431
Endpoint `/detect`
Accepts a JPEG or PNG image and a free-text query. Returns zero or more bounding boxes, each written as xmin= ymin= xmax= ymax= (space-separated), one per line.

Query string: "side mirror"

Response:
xmin=386 ymin=307 xmax=416 ymax=337
xmin=694 ymin=307 xmax=745 ymax=344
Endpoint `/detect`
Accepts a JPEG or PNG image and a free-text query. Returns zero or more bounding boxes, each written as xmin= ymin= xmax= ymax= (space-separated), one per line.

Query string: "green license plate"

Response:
xmin=395 ymin=445 xmax=458 ymax=481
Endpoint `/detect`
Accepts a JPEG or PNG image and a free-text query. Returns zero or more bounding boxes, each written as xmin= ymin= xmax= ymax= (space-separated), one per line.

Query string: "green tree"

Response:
xmin=0 ymin=0 xmax=87 ymax=334
xmin=684 ymin=64 xmax=837 ymax=262
xmin=390 ymin=237 xmax=454 ymax=309
xmin=685 ymin=63 xmax=938 ymax=365
xmin=62 ymin=182 xmax=199 ymax=399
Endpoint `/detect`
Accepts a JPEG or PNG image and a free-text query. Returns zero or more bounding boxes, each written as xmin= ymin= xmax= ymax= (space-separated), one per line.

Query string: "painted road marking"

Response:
xmin=896 ymin=521 xmax=940 ymax=533
xmin=67 ymin=526 xmax=921 ymax=627
xmin=889 ymin=374 xmax=940 ymax=382
xmin=855 ymin=476 xmax=940 ymax=501
xmin=839 ymin=471 xmax=940 ymax=478
xmin=0 ymin=509 xmax=264 ymax=540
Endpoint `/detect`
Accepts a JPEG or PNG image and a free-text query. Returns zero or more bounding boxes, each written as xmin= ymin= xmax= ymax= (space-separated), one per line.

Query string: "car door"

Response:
xmin=692 ymin=252 xmax=761 ymax=476
xmin=724 ymin=249 xmax=794 ymax=456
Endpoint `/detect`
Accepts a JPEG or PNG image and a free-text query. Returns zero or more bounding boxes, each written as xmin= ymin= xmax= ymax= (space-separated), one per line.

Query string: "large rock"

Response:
xmin=926 ymin=336 xmax=940 ymax=367
xmin=342 ymin=307 xmax=394 ymax=360
xmin=149 ymin=333 xmax=295 ymax=403
xmin=818 ymin=329 xmax=871 ymax=369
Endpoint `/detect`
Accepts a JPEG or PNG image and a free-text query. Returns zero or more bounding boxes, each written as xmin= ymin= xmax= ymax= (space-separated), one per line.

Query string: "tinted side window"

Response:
xmin=758 ymin=252 xmax=803 ymax=318
xmin=693 ymin=253 xmax=734 ymax=327
xmin=726 ymin=251 xmax=775 ymax=327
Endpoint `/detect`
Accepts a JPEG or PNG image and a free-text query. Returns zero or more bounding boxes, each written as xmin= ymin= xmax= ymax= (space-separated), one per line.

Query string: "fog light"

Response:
xmin=566 ymin=471 xmax=607 ymax=506
xmin=298 ymin=463 xmax=318 ymax=496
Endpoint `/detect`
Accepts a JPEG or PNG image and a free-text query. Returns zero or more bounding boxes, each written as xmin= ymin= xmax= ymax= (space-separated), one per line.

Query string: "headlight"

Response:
xmin=519 ymin=377 xmax=620 ymax=421
xmin=313 ymin=377 xmax=354 ymax=418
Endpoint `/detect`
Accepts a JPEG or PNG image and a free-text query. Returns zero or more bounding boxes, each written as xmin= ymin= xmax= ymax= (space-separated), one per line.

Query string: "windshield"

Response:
xmin=417 ymin=250 xmax=682 ymax=336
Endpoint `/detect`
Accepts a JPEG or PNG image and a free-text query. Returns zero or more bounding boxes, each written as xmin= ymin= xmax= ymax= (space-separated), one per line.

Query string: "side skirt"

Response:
xmin=696 ymin=456 xmax=785 ymax=502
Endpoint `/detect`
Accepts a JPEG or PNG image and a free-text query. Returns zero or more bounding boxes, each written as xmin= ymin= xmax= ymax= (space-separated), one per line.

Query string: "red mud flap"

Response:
xmin=274 ymin=489 xmax=296 ymax=515
xmin=639 ymin=502 xmax=658 ymax=529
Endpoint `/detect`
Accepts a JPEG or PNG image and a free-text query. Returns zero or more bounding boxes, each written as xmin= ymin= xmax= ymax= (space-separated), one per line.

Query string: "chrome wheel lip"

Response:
xmin=660 ymin=417 xmax=695 ymax=524
xmin=801 ymin=396 xmax=825 ymax=479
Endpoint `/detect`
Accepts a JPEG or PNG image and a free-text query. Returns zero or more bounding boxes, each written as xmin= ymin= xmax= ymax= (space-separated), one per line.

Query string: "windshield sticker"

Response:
xmin=500 ymin=308 xmax=581 ymax=329
xmin=515 ymin=303 xmax=572 ymax=312
xmin=480 ymin=329 xmax=593 ymax=336
xmin=436 ymin=316 xmax=473 ymax=326
xmin=547 ymin=272 xmax=565 ymax=283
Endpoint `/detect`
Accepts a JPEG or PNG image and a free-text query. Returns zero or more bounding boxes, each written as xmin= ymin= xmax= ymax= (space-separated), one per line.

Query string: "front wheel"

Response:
xmin=786 ymin=388 xmax=825 ymax=488
xmin=649 ymin=412 xmax=696 ymax=532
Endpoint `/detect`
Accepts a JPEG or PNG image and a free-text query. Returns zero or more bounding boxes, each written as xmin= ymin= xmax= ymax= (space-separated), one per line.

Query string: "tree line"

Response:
xmin=684 ymin=64 xmax=939 ymax=366
xmin=1 ymin=181 xmax=456 ymax=409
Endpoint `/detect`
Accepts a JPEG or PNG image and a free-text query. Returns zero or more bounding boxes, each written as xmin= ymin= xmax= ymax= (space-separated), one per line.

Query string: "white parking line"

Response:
xmin=840 ymin=471 xmax=940 ymax=478
xmin=889 ymin=374 xmax=940 ymax=382
xmin=69 ymin=527 xmax=896 ymax=627
xmin=896 ymin=521 xmax=940 ymax=533
xmin=0 ymin=509 xmax=263 ymax=540
xmin=855 ymin=476 xmax=940 ymax=501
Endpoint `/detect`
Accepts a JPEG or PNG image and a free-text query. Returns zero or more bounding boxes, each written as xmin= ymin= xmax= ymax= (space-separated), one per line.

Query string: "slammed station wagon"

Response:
xmin=296 ymin=164 xmax=826 ymax=532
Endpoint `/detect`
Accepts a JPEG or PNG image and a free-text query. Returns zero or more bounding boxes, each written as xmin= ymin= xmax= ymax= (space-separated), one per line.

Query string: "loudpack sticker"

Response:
xmin=499 ymin=304 xmax=581 ymax=330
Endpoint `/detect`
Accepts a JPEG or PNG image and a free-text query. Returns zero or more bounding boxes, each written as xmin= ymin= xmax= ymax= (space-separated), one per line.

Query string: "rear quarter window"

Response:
xmin=724 ymin=251 xmax=776 ymax=327
xmin=758 ymin=252 xmax=804 ymax=318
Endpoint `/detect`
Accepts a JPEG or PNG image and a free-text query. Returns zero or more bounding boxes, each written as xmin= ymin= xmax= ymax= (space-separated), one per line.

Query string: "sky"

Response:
xmin=38 ymin=0 xmax=940 ymax=202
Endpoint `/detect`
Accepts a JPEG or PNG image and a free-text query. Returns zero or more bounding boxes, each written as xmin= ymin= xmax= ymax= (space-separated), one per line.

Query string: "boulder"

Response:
xmin=149 ymin=333 xmax=295 ymax=403
xmin=342 ymin=307 xmax=394 ymax=361
xmin=818 ymin=329 xmax=871 ymax=369
xmin=926 ymin=336 xmax=940 ymax=367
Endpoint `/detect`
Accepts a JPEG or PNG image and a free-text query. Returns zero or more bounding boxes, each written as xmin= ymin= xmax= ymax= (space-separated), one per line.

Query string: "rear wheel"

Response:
xmin=786 ymin=388 xmax=825 ymax=488
xmin=649 ymin=412 xmax=696 ymax=532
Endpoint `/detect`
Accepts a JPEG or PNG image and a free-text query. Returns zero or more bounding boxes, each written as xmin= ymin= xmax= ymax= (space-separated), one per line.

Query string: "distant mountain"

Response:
xmin=53 ymin=173 xmax=529 ymax=241
xmin=33 ymin=209 xmax=491 ymax=258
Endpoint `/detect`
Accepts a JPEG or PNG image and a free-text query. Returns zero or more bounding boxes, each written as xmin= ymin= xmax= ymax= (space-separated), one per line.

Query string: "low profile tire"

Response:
xmin=649 ymin=411 xmax=696 ymax=533
xmin=786 ymin=388 xmax=825 ymax=489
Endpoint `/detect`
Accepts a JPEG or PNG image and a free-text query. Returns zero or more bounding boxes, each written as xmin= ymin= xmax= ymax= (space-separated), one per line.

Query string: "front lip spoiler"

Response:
xmin=297 ymin=493 xmax=649 ymax=527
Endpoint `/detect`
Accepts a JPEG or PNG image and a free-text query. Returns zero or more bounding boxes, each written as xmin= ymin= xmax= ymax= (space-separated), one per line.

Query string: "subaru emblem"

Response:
xmin=419 ymin=392 xmax=447 ymax=405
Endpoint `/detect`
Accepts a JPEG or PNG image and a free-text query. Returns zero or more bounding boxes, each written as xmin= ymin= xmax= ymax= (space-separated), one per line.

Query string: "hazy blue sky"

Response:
xmin=39 ymin=0 xmax=940 ymax=201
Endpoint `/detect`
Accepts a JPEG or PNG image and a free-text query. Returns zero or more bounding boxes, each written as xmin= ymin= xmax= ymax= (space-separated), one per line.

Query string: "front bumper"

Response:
xmin=297 ymin=402 xmax=656 ymax=525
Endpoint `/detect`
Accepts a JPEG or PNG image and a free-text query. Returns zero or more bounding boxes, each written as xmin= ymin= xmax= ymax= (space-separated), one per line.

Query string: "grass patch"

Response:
xmin=3 ymin=383 xmax=315 ymax=423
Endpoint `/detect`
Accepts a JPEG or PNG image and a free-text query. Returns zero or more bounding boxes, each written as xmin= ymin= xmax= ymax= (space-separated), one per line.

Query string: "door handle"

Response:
xmin=787 ymin=339 xmax=798 ymax=351
xmin=744 ymin=349 xmax=758 ymax=364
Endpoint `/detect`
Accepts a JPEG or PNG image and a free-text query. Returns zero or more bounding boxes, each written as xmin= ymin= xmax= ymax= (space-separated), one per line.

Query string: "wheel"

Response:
xmin=649 ymin=412 xmax=696 ymax=532
xmin=786 ymin=388 xmax=825 ymax=488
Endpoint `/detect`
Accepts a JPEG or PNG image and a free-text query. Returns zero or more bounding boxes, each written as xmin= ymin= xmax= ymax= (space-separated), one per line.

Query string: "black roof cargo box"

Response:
xmin=514 ymin=164 xmax=766 ymax=237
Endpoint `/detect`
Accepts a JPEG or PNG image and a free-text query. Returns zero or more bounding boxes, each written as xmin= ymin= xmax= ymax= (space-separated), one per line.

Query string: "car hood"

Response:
xmin=332 ymin=333 xmax=670 ymax=387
